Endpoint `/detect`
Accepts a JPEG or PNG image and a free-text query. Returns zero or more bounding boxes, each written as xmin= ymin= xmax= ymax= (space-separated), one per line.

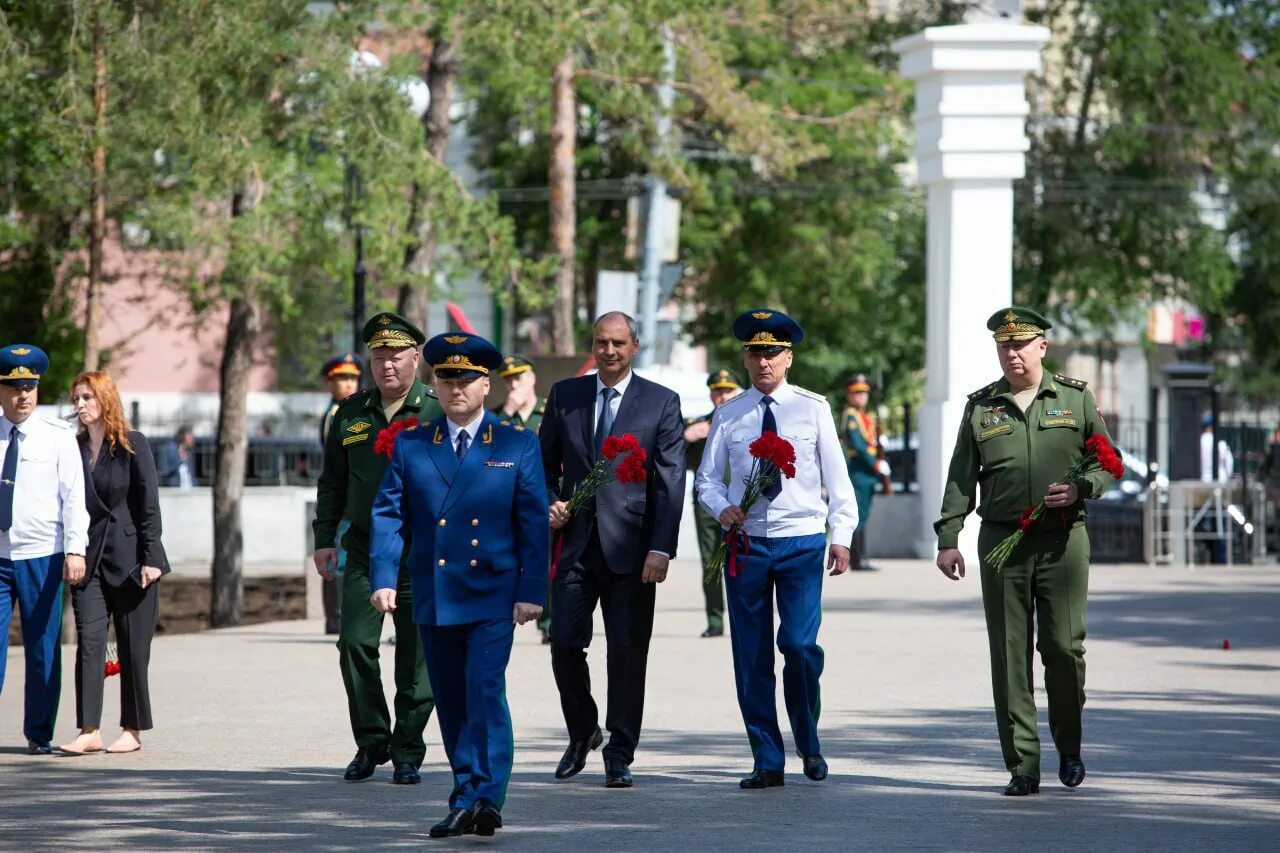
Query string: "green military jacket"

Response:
xmin=314 ymin=378 xmax=443 ymax=549
xmin=935 ymin=372 xmax=1115 ymax=549
xmin=490 ymin=396 xmax=546 ymax=433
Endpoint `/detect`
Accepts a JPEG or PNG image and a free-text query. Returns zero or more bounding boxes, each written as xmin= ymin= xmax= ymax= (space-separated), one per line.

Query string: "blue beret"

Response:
xmin=424 ymin=332 xmax=503 ymax=379
xmin=0 ymin=344 xmax=49 ymax=388
xmin=732 ymin=308 xmax=804 ymax=352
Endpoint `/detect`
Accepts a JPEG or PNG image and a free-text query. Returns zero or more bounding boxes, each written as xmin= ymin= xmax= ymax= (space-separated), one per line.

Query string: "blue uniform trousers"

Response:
xmin=420 ymin=618 xmax=516 ymax=811
xmin=0 ymin=554 xmax=65 ymax=744
xmin=725 ymin=533 xmax=826 ymax=772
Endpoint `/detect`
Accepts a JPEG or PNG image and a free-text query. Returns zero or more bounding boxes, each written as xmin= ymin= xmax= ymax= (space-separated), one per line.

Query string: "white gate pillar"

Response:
xmin=893 ymin=23 xmax=1050 ymax=559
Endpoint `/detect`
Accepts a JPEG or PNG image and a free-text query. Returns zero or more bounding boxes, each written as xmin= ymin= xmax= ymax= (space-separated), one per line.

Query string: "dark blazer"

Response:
xmin=78 ymin=430 xmax=169 ymax=587
xmin=540 ymin=373 xmax=686 ymax=574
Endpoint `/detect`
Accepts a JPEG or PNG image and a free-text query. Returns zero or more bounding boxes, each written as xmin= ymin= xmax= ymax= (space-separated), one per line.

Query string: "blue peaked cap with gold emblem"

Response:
xmin=0 ymin=344 xmax=49 ymax=388
xmin=424 ymin=332 xmax=503 ymax=380
xmin=732 ymin=308 xmax=804 ymax=354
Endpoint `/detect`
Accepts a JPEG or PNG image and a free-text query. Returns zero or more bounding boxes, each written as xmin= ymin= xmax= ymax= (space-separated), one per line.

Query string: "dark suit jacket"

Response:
xmin=79 ymin=430 xmax=169 ymax=587
xmin=540 ymin=373 xmax=686 ymax=574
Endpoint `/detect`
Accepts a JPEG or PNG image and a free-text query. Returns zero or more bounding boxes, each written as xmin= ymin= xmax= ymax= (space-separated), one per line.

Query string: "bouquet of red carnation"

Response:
xmin=705 ymin=431 xmax=797 ymax=583
xmin=105 ymin=640 xmax=121 ymax=678
xmin=985 ymin=434 xmax=1125 ymax=572
xmin=550 ymin=434 xmax=648 ymax=578
xmin=375 ymin=418 xmax=421 ymax=459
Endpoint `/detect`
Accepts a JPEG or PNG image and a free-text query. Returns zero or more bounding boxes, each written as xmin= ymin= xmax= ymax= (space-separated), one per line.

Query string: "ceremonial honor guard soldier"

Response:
xmin=313 ymin=313 xmax=442 ymax=784
xmin=684 ymin=367 xmax=744 ymax=638
xmin=935 ymin=307 xmax=1114 ymax=796
xmin=695 ymin=310 xmax=857 ymax=788
xmin=842 ymin=373 xmax=889 ymax=571
xmin=319 ymin=352 xmax=364 ymax=636
xmin=0 ymin=344 xmax=89 ymax=754
xmin=371 ymin=332 xmax=550 ymax=838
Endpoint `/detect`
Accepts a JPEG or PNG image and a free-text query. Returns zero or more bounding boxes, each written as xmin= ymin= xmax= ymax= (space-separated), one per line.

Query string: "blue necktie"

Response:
xmin=595 ymin=387 xmax=617 ymax=456
xmin=761 ymin=396 xmax=781 ymax=500
xmin=456 ymin=428 xmax=470 ymax=462
xmin=0 ymin=424 xmax=19 ymax=532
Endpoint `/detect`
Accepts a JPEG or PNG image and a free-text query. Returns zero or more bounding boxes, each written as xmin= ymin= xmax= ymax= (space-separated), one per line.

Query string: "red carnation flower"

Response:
xmin=615 ymin=454 xmax=647 ymax=484
xmin=1018 ymin=506 xmax=1036 ymax=531
xmin=601 ymin=432 xmax=641 ymax=461
xmin=375 ymin=418 xmax=422 ymax=459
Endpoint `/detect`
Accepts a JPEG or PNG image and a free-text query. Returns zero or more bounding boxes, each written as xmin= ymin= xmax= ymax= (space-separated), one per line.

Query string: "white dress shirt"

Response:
xmin=1199 ymin=431 xmax=1234 ymax=483
xmin=0 ymin=414 xmax=90 ymax=560
xmin=594 ymin=370 xmax=632 ymax=435
xmin=696 ymin=381 xmax=858 ymax=545
xmin=446 ymin=409 xmax=487 ymax=456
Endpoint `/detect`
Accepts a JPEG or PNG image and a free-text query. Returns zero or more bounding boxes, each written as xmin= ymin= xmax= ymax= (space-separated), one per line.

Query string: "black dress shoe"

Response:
xmin=473 ymin=800 xmax=503 ymax=837
xmin=739 ymin=769 xmax=785 ymax=789
xmin=343 ymin=744 xmax=391 ymax=781
xmin=701 ymin=625 xmax=724 ymax=638
xmin=604 ymin=758 xmax=634 ymax=788
xmin=428 ymin=808 xmax=476 ymax=839
xmin=801 ymin=754 xmax=828 ymax=781
xmin=1003 ymin=775 xmax=1040 ymax=796
xmin=26 ymin=740 xmax=53 ymax=756
xmin=1059 ymin=756 xmax=1086 ymax=788
xmin=391 ymin=762 xmax=421 ymax=785
xmin=554 ymin=726 xmax=603 ymax=779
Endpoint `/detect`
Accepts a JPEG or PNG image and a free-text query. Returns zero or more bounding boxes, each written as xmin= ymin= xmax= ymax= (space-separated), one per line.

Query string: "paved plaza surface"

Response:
xmin=2 ymin=556 xmax=1278 ymax=851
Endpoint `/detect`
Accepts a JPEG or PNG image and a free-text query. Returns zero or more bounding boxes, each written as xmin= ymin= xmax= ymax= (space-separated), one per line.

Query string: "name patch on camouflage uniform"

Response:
xmin=978 ymin=424 xmax=1014 ymax=440
xmin=342 ymin=433 xmax=370 ymax=446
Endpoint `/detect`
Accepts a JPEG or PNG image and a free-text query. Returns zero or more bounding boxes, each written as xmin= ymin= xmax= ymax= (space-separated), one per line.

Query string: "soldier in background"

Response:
xmin=319 ymin=353 xmax=363 ymax=635
xmin=684 ymin=368 xmax=744 ymax=638
xmin=842 ymin=373 xmax=890 ymax=572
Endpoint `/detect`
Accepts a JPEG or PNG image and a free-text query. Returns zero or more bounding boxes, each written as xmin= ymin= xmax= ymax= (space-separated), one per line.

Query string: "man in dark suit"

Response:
xmin=540 ymin=311 xmax=686 ymax=788
xmin=371 ymin=332 xmax=549 ymax=838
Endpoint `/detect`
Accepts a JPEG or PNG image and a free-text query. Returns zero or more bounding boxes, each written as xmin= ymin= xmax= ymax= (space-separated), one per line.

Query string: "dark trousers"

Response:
xmin=421 ymin=619 xmax=516 ymax=810
xmin=0 ymin=554 xmax=64 ymax=744
xmin=338 ymin=540 xmax=434 ymax=766
xmin=71 ymin=573 xmax=159 ymax=730
xmin=725 ymin=533 xmax=826 ymax=771
xmin=694 ymin=503 xmax=726 ymax=630
xmin=550 ymin=531 xmax=656 ymax=765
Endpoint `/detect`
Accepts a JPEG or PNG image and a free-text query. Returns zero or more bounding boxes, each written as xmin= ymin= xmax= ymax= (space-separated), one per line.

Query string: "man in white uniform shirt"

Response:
xmin=696 ymin=309 xmax=856 ymax=789
xmin=0 ymin=344 xmax=89 ymax=754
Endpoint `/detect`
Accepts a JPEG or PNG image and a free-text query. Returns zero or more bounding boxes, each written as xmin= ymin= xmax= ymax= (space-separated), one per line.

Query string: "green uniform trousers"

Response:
xmin=694 ymin=502 xmax=726 ymax=630
xmin=338 ymin=534 xmax=435 ymax=766
xmin=978 ymin=521 xmax=1089 ymax=780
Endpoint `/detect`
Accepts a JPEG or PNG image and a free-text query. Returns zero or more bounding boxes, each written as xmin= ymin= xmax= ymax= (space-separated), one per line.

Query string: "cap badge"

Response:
xmin=444 ymin=335 xmax=468 ymax=344
xmin=378 ymin=315 xmax=392 ymax=325
xmin=11 ymin=347 xmax=31 ymax=355
xmin=752 ymin=311 xmax=773 ymax=320
xmin=1002 ymin=310 xmax=1018 ymax=323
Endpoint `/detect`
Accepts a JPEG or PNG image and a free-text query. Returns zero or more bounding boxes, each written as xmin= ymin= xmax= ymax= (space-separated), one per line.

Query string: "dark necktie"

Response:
xmin=761 ymin=396 xmax=781 ymax=500
xmin=0 ymin=424 xmax=19 ymax=532
xmin=595 ymin=387 xmax=617 ymax=455
xmin=456 ymin=428 xmax=469 ymax=462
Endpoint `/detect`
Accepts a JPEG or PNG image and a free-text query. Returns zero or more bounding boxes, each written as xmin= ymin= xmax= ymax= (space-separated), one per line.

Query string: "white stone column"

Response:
xmin=893 ymin=23 xmax=1050 ymax=559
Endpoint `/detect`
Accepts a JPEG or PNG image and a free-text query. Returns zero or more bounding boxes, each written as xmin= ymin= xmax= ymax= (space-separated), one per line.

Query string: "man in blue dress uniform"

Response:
xmin=0 ymin=344 xmax=89 ymax=754
xmin=371 ymin=332 xmax=550 ymax=839
xmin=695 ymin=310 xmax=857 ymax=788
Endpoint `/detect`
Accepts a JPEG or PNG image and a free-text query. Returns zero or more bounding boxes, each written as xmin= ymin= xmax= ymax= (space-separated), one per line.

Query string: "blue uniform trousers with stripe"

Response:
xmin=420 ymin=618 xmax=516 ymax=810
xmin=725 ymin=533 xmax=826 ymax=772
xmin=0 ymin=554 xmax=65 ymax=744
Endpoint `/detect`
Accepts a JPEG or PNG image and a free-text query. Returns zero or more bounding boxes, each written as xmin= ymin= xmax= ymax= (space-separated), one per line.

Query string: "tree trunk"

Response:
xmin=397 ymin=34 xmax=461 ymax=335
xmin=548 ymin=47 xmax=577 ymax=355
xmin=83 ymin=0 xmax=107 ymax=372
xmin=211 ymin=290 xmax=258 ymax=628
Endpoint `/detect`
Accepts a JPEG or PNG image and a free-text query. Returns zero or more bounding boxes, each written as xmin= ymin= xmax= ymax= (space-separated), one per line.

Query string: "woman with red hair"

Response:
xmin=59 ymin=371 xmax=168 ymax=755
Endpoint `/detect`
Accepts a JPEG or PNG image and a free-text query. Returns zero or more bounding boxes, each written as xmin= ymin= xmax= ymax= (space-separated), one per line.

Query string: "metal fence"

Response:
xmin=155 ymin=437 xmax=325 ymax=488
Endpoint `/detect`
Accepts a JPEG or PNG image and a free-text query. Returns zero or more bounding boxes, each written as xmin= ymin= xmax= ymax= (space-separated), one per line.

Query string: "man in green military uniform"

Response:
xmin=491 ymin=354 xmax=547 ymax=432
xmin=490 ymin=354 xmax=552 ymax=640
xmin=313 ymin=312 xmax=444 ymax=785
xmin=935 ymin=307 xmax=1115 ymax=797
xmin=842 ymin=373 xmax=889 ymax=572
xmin=318 ymin=352 xmax=363 ymax=635
xmin=684 ymin=367 xmax=744 ymax=638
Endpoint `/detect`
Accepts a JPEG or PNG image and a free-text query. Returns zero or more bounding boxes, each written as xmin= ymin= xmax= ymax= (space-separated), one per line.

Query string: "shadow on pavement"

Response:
xmin=2 ymin=691 xmax=1276 ymax=851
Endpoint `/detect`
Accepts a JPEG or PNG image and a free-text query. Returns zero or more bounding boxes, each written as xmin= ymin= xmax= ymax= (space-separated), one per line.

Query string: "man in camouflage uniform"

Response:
xmin=313 ymin=312 xmax=443 ymax=785
xmin=935 ymin=306 xmax=1115 ymax=797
